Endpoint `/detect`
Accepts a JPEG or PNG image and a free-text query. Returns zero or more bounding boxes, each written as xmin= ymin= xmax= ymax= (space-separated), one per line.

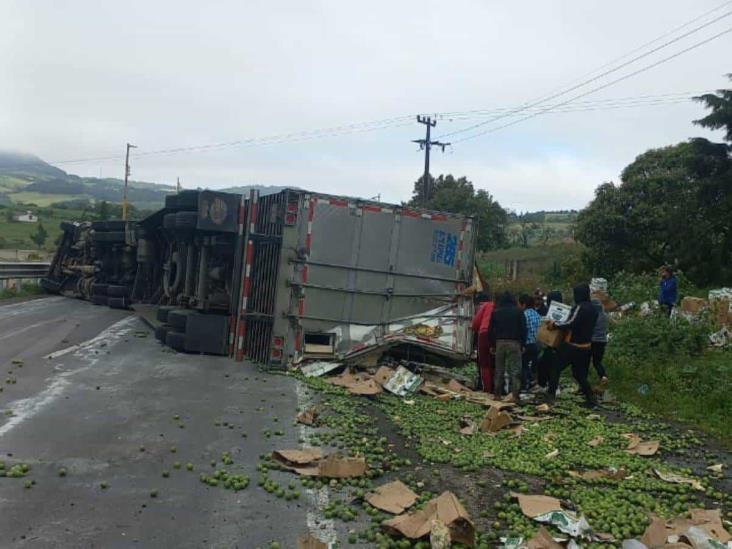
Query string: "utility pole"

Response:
xmin=412 ymin=116 xmax=449 ymax=204
xmin=176 ymin=177 xmax=181 ymax=193
xmin=122 ymin=143 xmax=137 ymax=221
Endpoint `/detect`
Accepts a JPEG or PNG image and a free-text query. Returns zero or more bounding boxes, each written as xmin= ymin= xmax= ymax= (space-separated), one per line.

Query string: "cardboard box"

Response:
xmin=545 ymin=301 xmax=571 ymax=322
xmin=537 ymin=321 xmax=566 ymax=348
xmin=681 ymin=296 xmax=708 ymax=315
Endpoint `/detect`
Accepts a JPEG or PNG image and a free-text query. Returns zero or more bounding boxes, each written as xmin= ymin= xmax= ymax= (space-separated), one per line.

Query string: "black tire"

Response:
xmin=91 ymin=295 xmax=108 ymax=306
xmin=93 ymin=231 xmax=125 ymax=243
xmin=91 ymin=221 xmax=108 ymax=231
xmin=176 ymin=190 xmax=200 ymax=211
xmin=40 ymin=278 xmax=62 ymax=294
xmin=91 ymin=283 xmax=108 ymax=296
xmin=154 ymin=325 xmax=169 ymax=342
xmin=163 ymin=213 xmax=177 ymax=230
xmin=156 ymin=305 xmax=177 ymax=323
xmin=164 ymin=194 xmax=179 ymax=209
xmin=165 ymin=331 xmax=186 ymax=351
xmin=107 ymin=285 xmax=129 ymax=298
xmin=175 ymin=211 xmax=198 ymax=230
xmin=105 ymin=220 xmax=127 ymax=231
xmin=167 ymin=309 xmax=199 ymax=331
xmin=108 ymin=297 xmax=128 ymax=309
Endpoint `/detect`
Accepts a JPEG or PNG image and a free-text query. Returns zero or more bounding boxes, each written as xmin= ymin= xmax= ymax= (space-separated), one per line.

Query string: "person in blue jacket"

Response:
xmin=658 ymin=266 xmax=678 ymax=317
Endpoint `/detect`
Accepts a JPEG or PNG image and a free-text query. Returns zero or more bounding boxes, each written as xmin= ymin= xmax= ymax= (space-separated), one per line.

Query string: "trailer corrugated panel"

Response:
xmin=270 ymin=191 xmax=476 ymax=366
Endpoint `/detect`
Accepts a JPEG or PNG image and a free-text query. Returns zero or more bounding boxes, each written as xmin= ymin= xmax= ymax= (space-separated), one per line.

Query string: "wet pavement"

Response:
xmin=0 ymin=297 xmax=320 ymax=548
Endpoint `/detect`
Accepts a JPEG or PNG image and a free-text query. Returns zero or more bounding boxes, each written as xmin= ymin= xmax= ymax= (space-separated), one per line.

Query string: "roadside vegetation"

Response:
xmin=0 ymin=282 xmax=44 ymax=300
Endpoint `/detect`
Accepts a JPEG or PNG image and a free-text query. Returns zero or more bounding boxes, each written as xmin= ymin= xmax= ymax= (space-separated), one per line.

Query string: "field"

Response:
xmin=0 ymin=206 xmax=88 ymax=250
xmin=7 ymin=191 xmax=88 ymax=207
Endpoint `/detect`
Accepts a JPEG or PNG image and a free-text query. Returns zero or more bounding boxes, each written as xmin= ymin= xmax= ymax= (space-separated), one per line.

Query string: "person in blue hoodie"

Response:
xmin=658 ymin=266 xmax=678 ymax=317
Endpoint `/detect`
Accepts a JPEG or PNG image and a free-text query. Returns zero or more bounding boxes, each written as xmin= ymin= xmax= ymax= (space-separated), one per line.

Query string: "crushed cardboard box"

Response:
xmin=430 ymin=519 xmax=451 ymax=549
xmin=365 ymin=480 xmax=418 ymax=514
xmin=297 ymin=532 xmax=329 ymax=549
xmin=373 ymin=366 xmax=395 ymax=386
xmin=480 ymin=406 xmax=513 ymax=433
xmin=640 ymin=509 xmax=730 ymax=547
xmin=623 ymin=434 xmax=660 ymax=456
xmin=681 ymin=296 xmax=708 ymax=315
xmin=527 ymin=527 xmax=564 ymax=549
xmin=654 ymin=469 xmax=704 ymax=491
xmin=514 ymin=494 xmax=563 ymax=518
xmin=569 ymin=468 xmax=627 ymax=481
xmin=382 ymin=491 xmax=474 ymax=546
xmin=328 ymin=370 xmax=382 ymax=396
xmin=296 ymin=407 xmax=319 ymax=426
xmin=272 ymin=449 xmax=367 ymax=478
xmin=588 ymin=435 xmax=604 ymax=448
xmin=537 ymin=321 xmax=566 ymax=349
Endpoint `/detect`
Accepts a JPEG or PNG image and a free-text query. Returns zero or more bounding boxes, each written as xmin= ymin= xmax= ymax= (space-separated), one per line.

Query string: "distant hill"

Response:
xmin=0 ymin=152 xmax=292 ymax=211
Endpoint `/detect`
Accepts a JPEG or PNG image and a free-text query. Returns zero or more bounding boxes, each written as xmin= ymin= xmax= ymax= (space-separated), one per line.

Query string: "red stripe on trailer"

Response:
xmin=362 ymin=205 xmax=381 ymax=213
xmin=329 ymin=198 xmax=348 ymax=207
xmin=294 ymin=330 xmax=303 ymax=352
xmin=431 ymin=213 xmax=448 ymax=221
xmin=401 ymin=209 xmax=421 ymax=218
xmin=298 ymin=298 xmax=305 ymax=316
xmin=302 ymin=264 xmax=309 ymax=283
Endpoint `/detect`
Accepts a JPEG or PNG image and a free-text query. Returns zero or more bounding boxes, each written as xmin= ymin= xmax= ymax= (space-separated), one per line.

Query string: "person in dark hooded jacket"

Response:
xmin=547 ymin=283 xmax=599 ymax=407
xmin=533 ymin=290 xmax=563 ymax=390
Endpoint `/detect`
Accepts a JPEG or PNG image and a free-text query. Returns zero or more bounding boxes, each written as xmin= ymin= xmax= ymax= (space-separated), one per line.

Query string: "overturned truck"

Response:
xmin=46 ymin=189 xmax=478 ymax=367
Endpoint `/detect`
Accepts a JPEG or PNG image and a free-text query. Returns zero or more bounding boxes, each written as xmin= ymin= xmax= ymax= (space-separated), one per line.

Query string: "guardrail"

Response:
xmin=0 ymin=262 xmax=51 ymax=281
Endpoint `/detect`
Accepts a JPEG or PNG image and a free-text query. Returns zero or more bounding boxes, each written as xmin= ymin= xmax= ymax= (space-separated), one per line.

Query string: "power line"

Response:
xmin=451 ymin=26 xmax=732 ymax=144
xmin=437 ymin=7 xmax=732 ymax=140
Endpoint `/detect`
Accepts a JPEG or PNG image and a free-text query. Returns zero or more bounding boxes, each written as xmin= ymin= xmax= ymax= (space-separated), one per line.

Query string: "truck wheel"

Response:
xmin=163 ymin=213 xmax=177 ymax=230
xmin=105 ymin=220 xmax=127 ymax=231
xmin=91 ymin=283 xmax=108 ymax=296
xmin=175 ymin=211 xmax=198 ymax=230
xmin=93 ymin=231 xmax=125 ymax=243
xmin=40 ymin=278 xmax=62 ymax=294
xmin=108 ymin=297 xmax=128 ymax=309
xmin=91 ymin=295 xmax=108 ymax=306
xmin=155 ymin=325 xmax=169 ymax=342
xmin=167 ymin=309 xmax=199 ymax=331
xmin=107 ymin=285 xmax=128 ymax=298
xmin=156 ymin=305 xmax=177 ymax=323
xmin=165 ymin=331 xmax=186 ymax=351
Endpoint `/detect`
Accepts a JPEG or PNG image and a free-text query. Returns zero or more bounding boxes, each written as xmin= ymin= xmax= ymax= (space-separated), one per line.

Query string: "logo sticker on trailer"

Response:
xmin=431 ymin=229 xmax=458 ymax=267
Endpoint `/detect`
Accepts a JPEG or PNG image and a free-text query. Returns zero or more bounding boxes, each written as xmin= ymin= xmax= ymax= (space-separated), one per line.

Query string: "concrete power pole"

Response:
xmin=122 ymin=143 xmax=137 ymax=221
xmin=412 ymin=116 xmax=450 ymax=204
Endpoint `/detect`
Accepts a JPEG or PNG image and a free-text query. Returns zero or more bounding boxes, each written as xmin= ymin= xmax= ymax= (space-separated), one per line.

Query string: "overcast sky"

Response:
xmin=1 ymin=0 xmax=730 ymax=211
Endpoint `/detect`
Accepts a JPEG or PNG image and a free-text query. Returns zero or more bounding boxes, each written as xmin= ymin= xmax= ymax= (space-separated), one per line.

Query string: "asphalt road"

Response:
xmin=0 ymin=297 xmax=331 ymax=549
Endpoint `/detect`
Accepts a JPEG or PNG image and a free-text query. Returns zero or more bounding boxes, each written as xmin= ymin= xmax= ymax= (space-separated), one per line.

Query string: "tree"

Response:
xmin=30 ymin=222 xmax=48 ymax=249
xmin=409 ymin=174 xmax=509 ymax=250
xmin=694 ymin=74 xmax=732 ymax=143
xmin=97 ymin=200 xmax=110 ymax=220
xmin=575 ymin=139 xmax=732 ymax=285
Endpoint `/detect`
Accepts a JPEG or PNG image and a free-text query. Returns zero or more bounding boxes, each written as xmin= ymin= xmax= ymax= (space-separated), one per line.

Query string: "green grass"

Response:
xmin=0 ymin=283 xmax=44 ymax=300
xmin=0 ymin=207 xmax=88 ymax=249
xmin=606 ymin=312 xmax=732 ymax=444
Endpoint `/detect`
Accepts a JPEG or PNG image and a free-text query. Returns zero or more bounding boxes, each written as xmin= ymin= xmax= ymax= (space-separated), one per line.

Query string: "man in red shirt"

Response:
xmin=472 ymin=292 xmax=495 ymax=393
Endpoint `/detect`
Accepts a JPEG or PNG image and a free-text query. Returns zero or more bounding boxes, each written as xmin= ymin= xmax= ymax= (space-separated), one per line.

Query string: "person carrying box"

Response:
xmin=546 ymin=283 xmax=599 ymax=408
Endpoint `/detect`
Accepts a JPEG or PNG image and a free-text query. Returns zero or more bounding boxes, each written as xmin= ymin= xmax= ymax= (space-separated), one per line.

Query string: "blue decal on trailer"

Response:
xmin=431 ymin=230 xmax=457 ymax=267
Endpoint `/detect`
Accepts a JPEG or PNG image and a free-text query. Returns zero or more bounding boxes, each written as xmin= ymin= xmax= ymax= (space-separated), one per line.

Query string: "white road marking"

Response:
xmin=0 ymin=316 xmax=138 ymax=439
xmin=295 ymin=380 xmax=336 ymax=546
